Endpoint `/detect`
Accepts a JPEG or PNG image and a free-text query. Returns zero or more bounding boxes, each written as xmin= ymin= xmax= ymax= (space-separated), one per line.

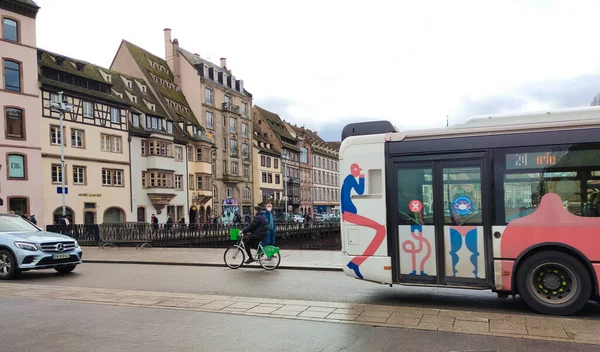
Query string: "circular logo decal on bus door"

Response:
xmin=409 ymin=200 xmax=423 ymax=213
xmin=452 ymin=196 xmax=474 ymax=216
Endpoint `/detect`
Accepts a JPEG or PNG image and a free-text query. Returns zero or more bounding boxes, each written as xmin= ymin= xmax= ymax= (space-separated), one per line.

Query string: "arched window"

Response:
xmin=243 ymin=187 xmax=251 ymax=200
xmin=103 ymin=207 xmax=125 ymax=223
xmin=53 ymin=207 xmax=74 ymax=225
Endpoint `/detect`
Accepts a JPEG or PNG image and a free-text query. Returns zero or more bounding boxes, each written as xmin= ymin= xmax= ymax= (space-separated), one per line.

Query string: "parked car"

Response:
xmin=0 ymin=214 xmax=83 ymax=280
xmin=292 ymin=214 xmax=305 ymax=223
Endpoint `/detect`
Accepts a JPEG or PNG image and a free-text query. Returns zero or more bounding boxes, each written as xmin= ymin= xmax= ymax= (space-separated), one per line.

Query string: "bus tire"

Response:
xmin=516 ymin=251 xmax=591 ymax=316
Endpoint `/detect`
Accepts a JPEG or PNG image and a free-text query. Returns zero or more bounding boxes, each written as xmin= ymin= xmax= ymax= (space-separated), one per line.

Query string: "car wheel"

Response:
xmin=55 ymin=265 xmax=77 ymax=274
xmin=0 ymin=249 xmax=21 ymax=280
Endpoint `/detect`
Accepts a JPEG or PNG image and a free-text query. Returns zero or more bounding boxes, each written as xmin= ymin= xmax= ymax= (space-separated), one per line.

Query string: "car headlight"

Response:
xmin=74 ymin=241 xmax=80 ymax=248
xmin=14 ymin=242 xmax=38 ymax=251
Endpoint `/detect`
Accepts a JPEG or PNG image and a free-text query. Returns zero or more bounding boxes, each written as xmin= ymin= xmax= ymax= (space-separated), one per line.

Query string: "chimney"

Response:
xmin=164 ymin=28 xmax=173 ymax=66
xmin=220 ymin=57 xmax=227 ymax=68
xmin=172 ymin=39 xmax=181 ymax=86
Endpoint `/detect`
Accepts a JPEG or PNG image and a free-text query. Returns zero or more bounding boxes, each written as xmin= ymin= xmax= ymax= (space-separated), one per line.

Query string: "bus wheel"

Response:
xmin=517 ymin=251 xmax=591 ymax=316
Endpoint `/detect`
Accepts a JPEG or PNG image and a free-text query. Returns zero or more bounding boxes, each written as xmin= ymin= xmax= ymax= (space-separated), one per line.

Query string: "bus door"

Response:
xmin=392 ymin=153 xmax=491 ymax=287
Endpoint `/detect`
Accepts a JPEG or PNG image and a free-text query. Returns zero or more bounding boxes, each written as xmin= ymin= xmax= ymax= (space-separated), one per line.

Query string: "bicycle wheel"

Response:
xmin=258 ymin=250 xmax=281 ymax=270
xmin=224 ymin=245 xmax=245 ymax=269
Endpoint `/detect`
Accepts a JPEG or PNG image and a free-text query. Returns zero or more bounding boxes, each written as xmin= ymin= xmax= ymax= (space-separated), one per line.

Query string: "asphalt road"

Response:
xmin=8 ymin=263 xmax=600 ymax=318
xmin=1 ymin=297 xmax=597 ymax=352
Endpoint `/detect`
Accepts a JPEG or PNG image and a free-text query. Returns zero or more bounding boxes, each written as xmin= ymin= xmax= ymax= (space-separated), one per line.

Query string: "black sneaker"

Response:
xmin=245 ymin=258 xmax=255 ymax=264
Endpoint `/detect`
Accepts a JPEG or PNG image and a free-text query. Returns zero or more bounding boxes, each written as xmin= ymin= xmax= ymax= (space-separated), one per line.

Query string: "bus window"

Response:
xmin=501 ymin=145 xmax=600 ymax=223
xmin=397 ymin=167 xmax=434 ymax=225
xmin=443 ymin=167 xmax=483 ymax=226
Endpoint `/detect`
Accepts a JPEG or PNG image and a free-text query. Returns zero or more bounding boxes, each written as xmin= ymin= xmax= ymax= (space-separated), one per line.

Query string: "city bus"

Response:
xmin=339 ymin=106 xmax=600 ymax=315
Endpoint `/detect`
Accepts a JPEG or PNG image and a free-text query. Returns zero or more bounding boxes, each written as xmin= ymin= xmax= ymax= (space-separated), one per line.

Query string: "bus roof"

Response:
xmin=342 ymin=106 xmax=600 ymax=145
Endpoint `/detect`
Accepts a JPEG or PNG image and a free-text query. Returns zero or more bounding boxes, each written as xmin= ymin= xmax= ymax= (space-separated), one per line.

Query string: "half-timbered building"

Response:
xmin=38 ymin=49 xmax=131 ymax=226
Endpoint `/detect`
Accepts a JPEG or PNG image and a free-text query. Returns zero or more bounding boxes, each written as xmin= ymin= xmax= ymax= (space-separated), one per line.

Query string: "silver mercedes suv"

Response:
xmin=0 ymin=214 xmax=83 ymax=279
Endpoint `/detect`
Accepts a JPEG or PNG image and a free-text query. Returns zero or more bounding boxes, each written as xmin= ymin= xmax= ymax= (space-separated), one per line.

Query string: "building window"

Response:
xmin=229 ymin=117 xmax=237 ymax=134
xmin=7 ymin=154 xmax=25 ymax=179
xmin=274 ymin=159 xmax=279 ymax=169
xmin=101 ymin=134 xmax=122 ymax=153
xmin=3 ymin=59 xmax=20 ymax=92
xmin=50 ymin=125 xmax=62 ymax=145
xmin=73 ymin=166 xmax=85 ymax=185
xmin=83 ymin=101 xmax=93 ymax=118
xmin=275 ymin=174 xmax=280 ymax=184
xmin=166 ymin=121 xmax=173 ymax=133
xmin=132 ymin=113 xmax=140 ymax=127
xmin=205 ymin=88 xmax=214 ymax=105
xmin=5 ymin=107 xmax=24 ymax=139
xmin=261 ymin=155 xmax=266 ymax=167
xmin=51 ymin=164 xmax=63 ymax=184
xmin=230 ymin=139 xmax=237 ymax=157
xmin=268 ymin=173 xmax=273 ymax=183
xmin=262 ymin=172 xmax=267 ymax=183
xmin=196 ymin=175 xmax=203 ymax=190
xmin=147 ymin=116 xmax=160 ymax=130
xmin=224 ymin=95 xmax=231 ymax=108
xmin=110 ymin=107 xmax=120 ymax=123
xmin=175 ymin=146 xmax=183 ymax=161
xmin=226 ymin=186 xmax=233 ymax=198
xmin=231 ymin=161 xmax=238 ymax=175
xmin=145 ymin=171 xmax=172 ymax=188
xmin=243 ymin=165 xmax=249 ymax=179
xmin=193 ymin=125 xmax=198 ymax=135
xmin=266 ymin=157 xmax=271 ymax=168
xmin=242 ymin=102 xmax=248 ymax=117
xmin=300 ymin=147 xmax=308 ymax=163
xmin=187 ymin=146 xmax=193 ymax=160
xmin=102 ymin=169 xmax=123 ymax=186
xmin=206 ymin=111 xmax=214 ymax=129
xmin=194 ymin=147 xmax=203 ymax=162
xmin=243 ymin=187 xmax=251 ymax=200
xmin=223 ymin=160 xmax=228 ymax=175
xmin=242 ymin=143 xmax=249 ymax=160
xmin=175 ymin=175 xmax=183 ymax=190
xmin=2 ymin=18 xmax=18 ymax=42
xmin=188 ymin=175 xmax=194 ymax=190
xmin=241 ymin=123 xmax=248 ymax=138
xmin=71 ymin=129 xmax=84 ymax=148
xmin=223 ymin=137 xmax=227 ymax=151
xmin=142 ymin=172 xmax=146 ymax=188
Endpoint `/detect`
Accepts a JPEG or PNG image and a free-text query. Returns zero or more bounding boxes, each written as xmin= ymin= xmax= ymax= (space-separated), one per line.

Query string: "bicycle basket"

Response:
xmin=262 ymin=245 xmax=280 ymax=258
xmin=229 ymin=228 xmax=241 ymax=240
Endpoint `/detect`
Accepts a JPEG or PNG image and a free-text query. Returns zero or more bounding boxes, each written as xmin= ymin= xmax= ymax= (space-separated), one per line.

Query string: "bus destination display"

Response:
xmin=506 ymin=151 xmax=567 ymax=170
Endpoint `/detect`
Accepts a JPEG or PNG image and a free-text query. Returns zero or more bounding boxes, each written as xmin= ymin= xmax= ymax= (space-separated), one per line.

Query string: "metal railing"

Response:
xmin=46 ymin=222 xmax=341 ymax=250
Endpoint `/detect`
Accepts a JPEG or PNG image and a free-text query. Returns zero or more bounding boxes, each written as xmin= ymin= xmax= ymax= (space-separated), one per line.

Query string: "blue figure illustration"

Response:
xmin=448 ymin=228 xmax=480 ymax=278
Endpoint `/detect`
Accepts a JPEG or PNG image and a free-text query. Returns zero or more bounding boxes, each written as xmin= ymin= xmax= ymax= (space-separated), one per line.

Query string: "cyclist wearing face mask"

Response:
xmin=262 ymin=202 xmax=276 ymax=246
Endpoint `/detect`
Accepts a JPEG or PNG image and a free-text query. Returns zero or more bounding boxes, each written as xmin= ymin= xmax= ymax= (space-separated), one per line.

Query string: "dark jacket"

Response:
xmin=242 ymin=211 xmax=269 ymax=239
xmin=264 ymin=211 xmax=276 ymax=236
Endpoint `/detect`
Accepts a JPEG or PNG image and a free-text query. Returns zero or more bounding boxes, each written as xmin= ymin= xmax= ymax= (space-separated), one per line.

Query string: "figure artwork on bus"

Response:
xmin=448 ymin=227 xmax=480 ymax=278
xmin=341 ymin=163 xmax=386 ymax=279
xmin=401 ymin=225 xmax=432 ymax=275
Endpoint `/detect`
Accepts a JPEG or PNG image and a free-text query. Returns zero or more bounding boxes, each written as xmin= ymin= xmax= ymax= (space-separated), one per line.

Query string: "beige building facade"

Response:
xmin=252 ymin=132 xmax=283 ymax=213
xmin=0 ymin=0 xmax=43 ymax=223
xmin=38 ymin=49 xmax=131 ymax=226
xmin=163 ymin=29 xmax=254 ymax=223
xmin=110 ymin=40 xmax=214 ymax=224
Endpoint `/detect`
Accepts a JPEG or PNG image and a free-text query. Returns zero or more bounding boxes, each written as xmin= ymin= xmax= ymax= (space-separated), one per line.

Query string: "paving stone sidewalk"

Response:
xmin=2 ymin=283 xmax=599 ymax=345
xmin=82 ymin=247 xmax=342 ymax=270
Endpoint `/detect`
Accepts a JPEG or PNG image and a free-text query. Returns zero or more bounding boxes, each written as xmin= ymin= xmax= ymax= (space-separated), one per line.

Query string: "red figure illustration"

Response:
xmin=401 ymin=225 xmax=432 ymax=275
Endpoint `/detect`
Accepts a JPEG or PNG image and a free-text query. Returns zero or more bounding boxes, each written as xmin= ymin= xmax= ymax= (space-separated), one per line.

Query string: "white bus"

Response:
xmin=339 ymin=106 xmax=600 ymax=315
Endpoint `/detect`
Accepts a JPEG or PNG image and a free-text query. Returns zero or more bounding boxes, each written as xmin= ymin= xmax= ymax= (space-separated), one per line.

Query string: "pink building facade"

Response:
xmin=0 ymin=0 xmax=43 ymax=223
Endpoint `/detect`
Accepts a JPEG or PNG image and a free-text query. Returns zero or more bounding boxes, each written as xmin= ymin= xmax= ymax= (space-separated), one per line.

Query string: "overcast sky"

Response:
xmin=35 ymin=0 xmax=600 ymax=141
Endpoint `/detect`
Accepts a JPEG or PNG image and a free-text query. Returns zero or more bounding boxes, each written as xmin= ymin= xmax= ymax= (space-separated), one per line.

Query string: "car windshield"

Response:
xmin=0 ymin=215 xmax=40 ymax=232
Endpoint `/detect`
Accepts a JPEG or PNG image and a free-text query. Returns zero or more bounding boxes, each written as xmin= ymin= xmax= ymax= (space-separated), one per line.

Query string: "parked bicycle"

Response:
xmin=224 ymin=229 xmax=281 ymax=270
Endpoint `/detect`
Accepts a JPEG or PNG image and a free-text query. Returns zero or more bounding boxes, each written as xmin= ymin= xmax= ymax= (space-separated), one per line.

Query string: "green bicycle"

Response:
xmin=224 ymin=229 xmax=281 ymax=270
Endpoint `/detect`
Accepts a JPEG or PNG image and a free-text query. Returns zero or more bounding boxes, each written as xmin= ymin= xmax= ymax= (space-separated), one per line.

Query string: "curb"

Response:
xmin=83 ymin=260 xmax=343 ymax=272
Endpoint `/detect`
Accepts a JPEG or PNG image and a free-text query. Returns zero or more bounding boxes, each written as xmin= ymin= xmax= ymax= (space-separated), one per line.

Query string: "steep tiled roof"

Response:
xmin=109 ymin=71 xmax=168 ymax=118
xmin=255 ymin=106 xmax=295 ymax=141
xmin=122 ymin=41 xmax=201 ymax=128
xmin=179 ymin=47 xmax=252 ymax=98
xmin=38 ymin=49 xmax=129 ymax=106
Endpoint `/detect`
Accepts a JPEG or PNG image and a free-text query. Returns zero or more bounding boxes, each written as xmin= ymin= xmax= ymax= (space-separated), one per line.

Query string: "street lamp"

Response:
xmin=281 ymin=152 xmax=289 ymax=219
xmin=49 ymin=91 xmax=72 ymax=218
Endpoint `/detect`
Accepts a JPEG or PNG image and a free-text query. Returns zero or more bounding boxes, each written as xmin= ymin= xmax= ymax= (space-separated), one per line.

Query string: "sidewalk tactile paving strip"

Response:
xmin=2 ymin=282 xmax=598 ymax=345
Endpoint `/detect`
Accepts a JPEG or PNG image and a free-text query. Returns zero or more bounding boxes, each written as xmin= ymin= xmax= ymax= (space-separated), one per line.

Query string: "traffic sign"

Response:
xmin=57 ymin=187 xmax=68 ymax=194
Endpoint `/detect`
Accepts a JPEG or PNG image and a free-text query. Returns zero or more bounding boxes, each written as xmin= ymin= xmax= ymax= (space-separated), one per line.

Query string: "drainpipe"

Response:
xmin=128 ymin=135 xmax=133 ymax=217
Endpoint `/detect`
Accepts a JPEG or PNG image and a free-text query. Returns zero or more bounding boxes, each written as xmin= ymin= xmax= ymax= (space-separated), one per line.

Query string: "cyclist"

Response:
xmin=240 ymin=206 xmax=269 ymax=264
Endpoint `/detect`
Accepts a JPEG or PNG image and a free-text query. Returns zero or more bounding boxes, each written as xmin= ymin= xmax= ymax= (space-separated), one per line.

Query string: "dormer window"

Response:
xmin=166 ymin=121 xmax=173 ymax=134
xmin=193 ymin=126 xmax=198 ymax=135
xmin=56 ymin=57 xmax=64 ymax=66
xmin=127 ymin=81 xmax=132 ymax=89
xmin=76 ymin=63 xmax=85 ymax=72
xmin=141 ymin=85 xmax=147 ymax=93
xmin=131 ymin=96 xmax=137 ymax=103
xmin=147 ymin=116 xmax=160 ymax=130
